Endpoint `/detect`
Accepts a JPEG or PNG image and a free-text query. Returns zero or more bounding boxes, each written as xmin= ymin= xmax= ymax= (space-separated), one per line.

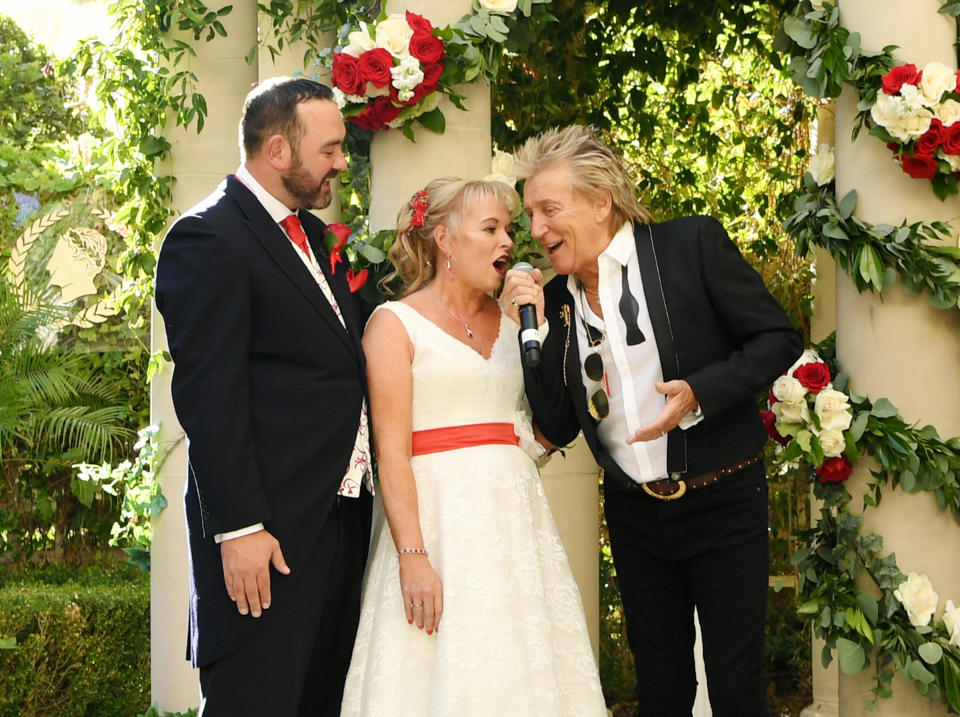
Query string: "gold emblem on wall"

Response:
xmin=6 ymin=207 xmax=123 ymax=330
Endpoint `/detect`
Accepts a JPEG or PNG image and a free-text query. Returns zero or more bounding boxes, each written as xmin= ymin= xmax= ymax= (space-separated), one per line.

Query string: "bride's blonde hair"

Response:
xmin=387 ymin=177 xmax=520 ymax=296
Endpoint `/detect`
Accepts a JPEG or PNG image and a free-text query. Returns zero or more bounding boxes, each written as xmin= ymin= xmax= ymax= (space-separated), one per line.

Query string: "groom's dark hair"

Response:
xmin=239 ymin=77 xmax=335 ymax=159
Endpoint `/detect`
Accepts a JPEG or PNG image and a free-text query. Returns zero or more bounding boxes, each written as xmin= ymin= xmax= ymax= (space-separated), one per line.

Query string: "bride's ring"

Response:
xmin=510 ymin=298 xmax=517 ymax=307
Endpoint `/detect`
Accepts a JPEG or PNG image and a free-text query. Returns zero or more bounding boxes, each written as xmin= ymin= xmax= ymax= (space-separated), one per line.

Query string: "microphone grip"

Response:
xmin=518 ymin=303 xmax=540 ymax=368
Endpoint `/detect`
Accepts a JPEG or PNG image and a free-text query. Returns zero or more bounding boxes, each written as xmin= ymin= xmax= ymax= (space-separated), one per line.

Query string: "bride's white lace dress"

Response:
xmin=340 ymin=301 xmax=606 ymax=717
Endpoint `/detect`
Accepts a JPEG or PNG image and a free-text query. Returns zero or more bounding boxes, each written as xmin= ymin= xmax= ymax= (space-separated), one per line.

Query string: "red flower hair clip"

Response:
xmin=410 ymin=189 xmax=429 ymax=228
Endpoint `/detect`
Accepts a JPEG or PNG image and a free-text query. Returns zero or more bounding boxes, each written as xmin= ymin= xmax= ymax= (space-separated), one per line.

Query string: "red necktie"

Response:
xmin=281 ymin=214 xmax=311 ymax=258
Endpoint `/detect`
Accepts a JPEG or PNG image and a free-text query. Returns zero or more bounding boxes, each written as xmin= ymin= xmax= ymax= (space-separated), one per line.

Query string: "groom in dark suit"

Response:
xmin=155 ymin=77 xmax=372 ymax=716
xmin=501 ymin=125 xmax=802 ymax=717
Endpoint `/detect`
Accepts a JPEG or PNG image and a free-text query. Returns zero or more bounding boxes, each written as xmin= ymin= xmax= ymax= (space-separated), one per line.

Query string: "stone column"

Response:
xmin=834 ymin=1 xmax=960 ymax=714
xmin=150 ymin=0 xmax=259 ymax=710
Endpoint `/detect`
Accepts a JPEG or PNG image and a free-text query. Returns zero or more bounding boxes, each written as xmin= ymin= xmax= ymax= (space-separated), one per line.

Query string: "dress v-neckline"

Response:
xmin=400 ymin=302 xmax=504 ymax=362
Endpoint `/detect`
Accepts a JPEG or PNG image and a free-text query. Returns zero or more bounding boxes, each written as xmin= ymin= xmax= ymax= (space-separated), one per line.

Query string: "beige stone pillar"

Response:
xmin=834 ymin=1 xmax=960 ymax=714
xmin=151 ymin=0 xmax=259 ymax=710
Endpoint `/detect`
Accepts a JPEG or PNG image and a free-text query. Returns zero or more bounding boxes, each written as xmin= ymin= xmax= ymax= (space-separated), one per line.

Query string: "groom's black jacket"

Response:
xmin=523 ymin=216 xmax=802 ymax=488
xmin=155 ymin=176 xmax=371 ymax=667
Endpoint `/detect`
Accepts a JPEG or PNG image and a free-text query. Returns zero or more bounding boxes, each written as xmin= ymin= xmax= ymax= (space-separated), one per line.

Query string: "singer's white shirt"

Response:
xmin=542 ymin=221 xmax=701 ymax=484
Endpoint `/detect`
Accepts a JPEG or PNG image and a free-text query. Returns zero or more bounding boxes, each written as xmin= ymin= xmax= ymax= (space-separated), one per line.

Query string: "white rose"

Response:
xmin=937 ymin=99 xmax=960 ymax=127
xmin=772 ymin=398 xmax=809 ymax=425
xmin=375 ymin=15 xmax=414 ymax=57
xmin=894 ymin=573 xmax=939 ymax=627
xmin=807 ymin=144 xmax=835 ymax=186
xmin=484 ymin=149 xmax=519 ymax=186
xmin=343 ymin=22 xmax=376 ymax=57
xmin=944 ymin=600 xmax=960 ymax=648
xmin=919 ymin=61 xmax=956 ymax=106
xmin=773 ymin=375 xmax=807 ymax=403
xmin=331 ymin=87 xmax=347 ymax=110
xmin=788 ymin=349 xmax=822 ymax=377
xmin=818 ymin=429 xmax=846 ymax=457
xmin=940 ymin=151 xmax=960 ymax=172
xmin=479 ymin=0 xmax=518 ymax=12
xmin=871 ymin=92 xmax=933 ymax=142
xmin=810 ymin=0 xmax=825 ymax=10
xmin=814 ymin=389 xmax=852 ymax=432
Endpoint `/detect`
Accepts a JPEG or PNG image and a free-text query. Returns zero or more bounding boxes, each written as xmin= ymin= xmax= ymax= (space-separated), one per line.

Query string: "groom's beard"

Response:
xmin=282 ymin=153 xmax=337 ymax=210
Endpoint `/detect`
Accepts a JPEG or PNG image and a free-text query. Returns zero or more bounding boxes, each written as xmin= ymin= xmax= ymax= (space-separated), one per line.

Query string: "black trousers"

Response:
xmin=604 ymin=461 xmax=770 ymax=717
xmin=198 ymin=495 xmax=368 ymax=717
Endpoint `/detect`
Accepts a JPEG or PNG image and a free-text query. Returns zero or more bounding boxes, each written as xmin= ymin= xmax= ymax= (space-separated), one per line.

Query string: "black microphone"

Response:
xmin=513 ymin=262 xmax=541 ymax=368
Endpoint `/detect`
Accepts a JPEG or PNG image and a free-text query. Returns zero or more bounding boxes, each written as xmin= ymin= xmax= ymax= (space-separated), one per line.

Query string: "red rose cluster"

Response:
xmin=762 ymin=356 xmax=855 ymax=484
xmin=875 ymin=62 xmax=960 ymax=183
xmin=331 ymin=11 xmax=446 ymax=132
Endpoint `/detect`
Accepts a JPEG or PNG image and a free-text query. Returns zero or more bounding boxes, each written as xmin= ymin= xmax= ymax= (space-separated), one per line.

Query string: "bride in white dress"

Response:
xmin=340 ymin=177 xmax=606 ymax=716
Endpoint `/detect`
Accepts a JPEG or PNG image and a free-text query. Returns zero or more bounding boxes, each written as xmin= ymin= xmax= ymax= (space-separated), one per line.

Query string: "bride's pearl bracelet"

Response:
xmin=397 ymin=548 xmax=429 ymax=558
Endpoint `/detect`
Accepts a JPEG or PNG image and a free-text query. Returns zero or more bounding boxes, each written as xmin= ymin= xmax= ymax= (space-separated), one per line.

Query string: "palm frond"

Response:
xmin=30 ymin=405 xmax=134 ymax=463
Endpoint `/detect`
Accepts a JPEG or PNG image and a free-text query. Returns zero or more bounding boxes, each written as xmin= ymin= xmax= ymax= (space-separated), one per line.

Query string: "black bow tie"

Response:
xmin=620 ymin=263 xmax=645 ymax=346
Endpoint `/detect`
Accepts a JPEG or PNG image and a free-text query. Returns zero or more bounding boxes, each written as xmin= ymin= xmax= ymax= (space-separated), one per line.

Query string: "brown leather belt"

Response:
xmin=640 ymin=451 xmax=763 ymax=501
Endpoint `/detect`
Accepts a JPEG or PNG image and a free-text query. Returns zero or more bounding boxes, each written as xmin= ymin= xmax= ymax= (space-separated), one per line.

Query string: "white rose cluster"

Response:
xmin=871 ymin=61 xmax=960 ymax=158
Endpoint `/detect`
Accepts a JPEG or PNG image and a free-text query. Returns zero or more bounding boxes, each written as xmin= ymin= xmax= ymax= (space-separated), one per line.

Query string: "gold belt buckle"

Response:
xmin=642 ymin=479 xmax=687 ymax=501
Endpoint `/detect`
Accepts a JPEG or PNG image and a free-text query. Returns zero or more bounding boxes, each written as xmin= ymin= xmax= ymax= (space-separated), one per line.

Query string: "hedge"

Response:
xmin=0 ymin=566 xmax=150 ymax=716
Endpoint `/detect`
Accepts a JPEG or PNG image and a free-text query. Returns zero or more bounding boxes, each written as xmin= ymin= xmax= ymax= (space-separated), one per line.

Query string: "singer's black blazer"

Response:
xmin=523 ymin=216 xmax=802 ymax=488
xmin=155 ymin=175 xmax=371 ymax=667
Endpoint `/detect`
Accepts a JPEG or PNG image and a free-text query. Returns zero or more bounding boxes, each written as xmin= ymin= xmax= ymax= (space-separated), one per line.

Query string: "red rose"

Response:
xmin=793 ymin=361 xmax=831 ymax=393
xmin=347 ymin=267 xmax=369 ymax=293
xmin=816 ymin=456 xmax=853 ymax=483
xmin=348 ymin=96 xmax=402 ymax=131
xmin=420 ymin=60 xmax=445 ymax=92
xmin=358 ymin=48 xmax=394 ymax=89
xmin=332 ymin=52 xmax=365 ymax=96
xmin=881 ymin=64 xmax=922 ymax=95
xmin=900 ymin=152 xmax=939 ymax=180
xmin=915 ymin=119 xmax=945 ymax=157
xmin=405 ymin=10 xmax=433 ymax=35
xmin=409 ymin=31 xmax=444 ymax=64
xmin=942 ymin=122 xmax=960 ymax=155
xmin=326 ymin=223 xmax=351 ymax=274
xmin=326 ymin=222 xmax=351 ymax=247
xmin=768 ymin=388 xmax=778 ymax=407
xmin=955 ymin=69 xmax=960 ymax=94
xmin=886 ymin=142 xmax=901 ymax=155
xmin=761 ymin=410 xmax=790 ymax=446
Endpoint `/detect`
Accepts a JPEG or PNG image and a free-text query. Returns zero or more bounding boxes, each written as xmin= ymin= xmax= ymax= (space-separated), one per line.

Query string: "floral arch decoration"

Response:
xmin=777 ymin=0 xmax=960 ymax=710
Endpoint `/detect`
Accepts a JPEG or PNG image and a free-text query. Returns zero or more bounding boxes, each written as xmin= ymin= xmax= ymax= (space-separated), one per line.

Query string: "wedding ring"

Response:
xmin=511 ymin=298 xmax=517 ymax=306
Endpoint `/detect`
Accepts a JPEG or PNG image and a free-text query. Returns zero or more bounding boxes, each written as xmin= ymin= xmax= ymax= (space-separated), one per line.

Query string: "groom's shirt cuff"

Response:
xmin=214 ymin=523 xmax=265 ymax=544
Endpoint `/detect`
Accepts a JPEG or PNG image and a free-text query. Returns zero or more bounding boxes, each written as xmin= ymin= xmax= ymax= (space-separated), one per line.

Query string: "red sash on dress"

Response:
xmin=411 ymin=422 xmax=519 ymax=457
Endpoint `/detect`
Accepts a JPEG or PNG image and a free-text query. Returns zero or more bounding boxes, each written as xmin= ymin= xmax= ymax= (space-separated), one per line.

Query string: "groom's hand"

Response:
xmin=221 ymin=529 xmax=291 ymax=618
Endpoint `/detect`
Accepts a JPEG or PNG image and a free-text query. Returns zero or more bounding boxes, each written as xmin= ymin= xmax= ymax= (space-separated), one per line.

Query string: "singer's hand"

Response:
xmin=500 ymin=267 xmax=545 ymax=326
xmin=626 ymin=380 xmax=699 ymax=443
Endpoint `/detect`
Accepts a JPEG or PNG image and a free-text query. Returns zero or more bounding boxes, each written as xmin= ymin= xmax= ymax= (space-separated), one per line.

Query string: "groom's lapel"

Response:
xmin=226 ymin=179 xmax=356 ymax=355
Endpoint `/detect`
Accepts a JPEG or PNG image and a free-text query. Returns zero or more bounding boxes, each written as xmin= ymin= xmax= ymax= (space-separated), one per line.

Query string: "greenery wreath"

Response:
xmin=777 ymin=1 xmax=960 ymax=710
xmin=779 ymin=0 xmax=960 ymax=198
xmin=780 ymin=335 xmax=960 ymax=711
